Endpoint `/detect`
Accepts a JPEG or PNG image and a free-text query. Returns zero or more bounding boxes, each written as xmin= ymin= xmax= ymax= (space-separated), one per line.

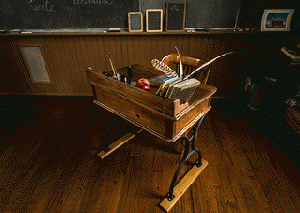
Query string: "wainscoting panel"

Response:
xmin=0 ymin=33 xmax=284 ymax=97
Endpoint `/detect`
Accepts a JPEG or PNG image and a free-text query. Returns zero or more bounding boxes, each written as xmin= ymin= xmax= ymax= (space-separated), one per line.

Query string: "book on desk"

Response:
xmin=148 ymin=74 xmax=201 ymax=104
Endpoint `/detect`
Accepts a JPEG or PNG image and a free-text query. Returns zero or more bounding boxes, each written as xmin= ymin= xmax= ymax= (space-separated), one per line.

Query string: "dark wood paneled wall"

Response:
xmin=0 ymin=33 xmax=285 ymax=98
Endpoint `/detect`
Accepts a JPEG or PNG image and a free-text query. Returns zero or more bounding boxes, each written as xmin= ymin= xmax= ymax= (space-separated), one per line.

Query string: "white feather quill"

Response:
xmin=183 ymin=52 xmax=235 ymax=81
xmin=174 ymin=46 xmax=183 ymax=77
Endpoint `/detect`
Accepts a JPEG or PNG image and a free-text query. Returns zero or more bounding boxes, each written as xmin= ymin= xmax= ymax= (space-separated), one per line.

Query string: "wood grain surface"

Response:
xmin=0 ymin=96 xmax=299 ymax=213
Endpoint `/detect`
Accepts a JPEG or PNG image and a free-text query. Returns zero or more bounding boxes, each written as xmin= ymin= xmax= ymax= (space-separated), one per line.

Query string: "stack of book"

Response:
xmin=155 ymin=76 xmax=200 ymax=104
xmin=281 ymin=47 xmax=300 ymax=67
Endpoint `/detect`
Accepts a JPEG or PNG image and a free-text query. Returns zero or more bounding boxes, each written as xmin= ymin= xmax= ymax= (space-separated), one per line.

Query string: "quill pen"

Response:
xmin=183 ymin=52 xmax=235 ymax=81
xmin=174 ymin=46 xmax=183 ymax=78
xmin=151 ymin=59 xmax=178 ymax=77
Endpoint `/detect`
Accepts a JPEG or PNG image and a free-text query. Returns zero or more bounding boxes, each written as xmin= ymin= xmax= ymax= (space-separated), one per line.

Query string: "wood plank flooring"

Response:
xmin=0 ymin=96 xmax=299 ymax=213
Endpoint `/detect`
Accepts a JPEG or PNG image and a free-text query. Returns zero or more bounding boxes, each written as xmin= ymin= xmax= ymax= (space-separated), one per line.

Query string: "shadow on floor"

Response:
xmin=211 ymin=98 xmax=300 ymax=170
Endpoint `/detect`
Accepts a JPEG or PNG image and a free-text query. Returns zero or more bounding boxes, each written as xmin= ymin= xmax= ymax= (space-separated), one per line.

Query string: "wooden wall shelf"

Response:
xmin=0 ymin=29 xmax=297 ymax=37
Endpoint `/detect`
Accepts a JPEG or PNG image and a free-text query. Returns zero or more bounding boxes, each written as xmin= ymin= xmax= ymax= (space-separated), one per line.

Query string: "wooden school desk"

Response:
xmin=86 ymin=64 xmax=217 ymax=212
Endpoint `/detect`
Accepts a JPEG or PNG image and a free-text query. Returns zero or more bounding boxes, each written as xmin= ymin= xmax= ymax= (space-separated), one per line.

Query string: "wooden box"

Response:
xmin=86 ymin=64 xmax=216 ymax=142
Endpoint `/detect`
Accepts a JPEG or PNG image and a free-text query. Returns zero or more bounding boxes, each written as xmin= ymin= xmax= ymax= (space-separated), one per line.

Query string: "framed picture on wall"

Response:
xmin=261 ymin=9 xmax=295 ymax=31
xmin=146 ymin=9 xmax=163 ymax=32
xmin=128 ymin=12 xmax=143 ymax=32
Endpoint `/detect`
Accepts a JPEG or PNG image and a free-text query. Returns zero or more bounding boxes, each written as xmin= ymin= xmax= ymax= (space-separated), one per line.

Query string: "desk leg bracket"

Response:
xmin=160 ymin=114 xmax=209 ymax=212
xmin=98 ymin=115 xmax=143 ymax=159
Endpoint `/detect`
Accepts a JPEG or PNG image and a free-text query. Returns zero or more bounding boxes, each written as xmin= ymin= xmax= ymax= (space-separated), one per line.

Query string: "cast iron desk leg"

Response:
xmin=104 ymin=115 xmax=120 ymax=152
xmin=167 ymin=113 xmax=206 ymax=201
xmin=98 ymin=115 xmax=143 ymax=159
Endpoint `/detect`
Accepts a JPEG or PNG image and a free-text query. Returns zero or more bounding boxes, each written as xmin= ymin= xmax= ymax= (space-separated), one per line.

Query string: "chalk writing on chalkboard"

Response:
xmin=166 ymin=1 xmax=186 ymax=31
xmin=1 ymin=0 xmax=242 ymax=30
xmin=73 ymin=0 xmax=113 ymax=5
xmin=0 ymin=0 xmax=139 ymax=29
xmin=28 ymin=0 xmax=56 ymax=12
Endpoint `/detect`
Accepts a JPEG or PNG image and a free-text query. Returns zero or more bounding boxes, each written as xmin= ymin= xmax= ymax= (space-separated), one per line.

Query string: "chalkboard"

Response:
xmin=146 ymin=9 xmax=163 ymax=32
xmin=140 ymin=0 xmax=240 ymax=29
xmin=185 ymin=0 xmax=240 ymax=28
xmin=0 ymin=0 xmax=139 ymax=29
xmin=3 ymin=0 xmax=284 ymax=31
xmin=166 ymin=1 xmax=186 ymax=31
xmin=128 ymin=12 xmax=143 ymax=32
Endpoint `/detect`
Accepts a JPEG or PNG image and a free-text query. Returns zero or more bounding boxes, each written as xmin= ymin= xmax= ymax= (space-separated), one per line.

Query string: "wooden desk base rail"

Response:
xmin=160 ymin=159 xmax=209 ymax=212
xmin=98 ymin=129 xmax=143 ymax=159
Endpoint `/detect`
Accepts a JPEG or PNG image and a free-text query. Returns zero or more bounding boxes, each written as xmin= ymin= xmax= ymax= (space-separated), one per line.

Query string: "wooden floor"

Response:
xmin=0 ymin=96 xmax=299 ymax=213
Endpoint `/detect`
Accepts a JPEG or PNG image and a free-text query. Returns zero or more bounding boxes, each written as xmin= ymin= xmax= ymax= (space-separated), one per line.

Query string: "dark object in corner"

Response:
xmin=245 ymin=74 xmax=288 ymax=111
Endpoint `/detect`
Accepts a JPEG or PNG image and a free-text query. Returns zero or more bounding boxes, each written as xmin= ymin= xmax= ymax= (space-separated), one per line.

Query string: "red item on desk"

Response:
xmin=136 ymin=78 xmax=150 ymax=91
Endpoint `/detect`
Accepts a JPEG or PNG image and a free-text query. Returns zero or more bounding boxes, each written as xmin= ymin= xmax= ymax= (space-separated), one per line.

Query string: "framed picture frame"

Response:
xmin=146 ymin=9 xmax=163 ymax=32
xmin=261 ymin=9 xmax=295 ymax=31
xmin=18 ymin=43 xmax=53 ymax=85
xmin=128 ymin=12 xmax=143 ymax=32
xmin=165 ymin=1 xmax=186 ymax=31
